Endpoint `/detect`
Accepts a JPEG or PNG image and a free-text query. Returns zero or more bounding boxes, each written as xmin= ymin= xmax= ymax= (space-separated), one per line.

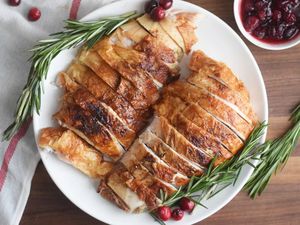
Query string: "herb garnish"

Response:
xmin=244 ymin=104 xmax=300 ymax=198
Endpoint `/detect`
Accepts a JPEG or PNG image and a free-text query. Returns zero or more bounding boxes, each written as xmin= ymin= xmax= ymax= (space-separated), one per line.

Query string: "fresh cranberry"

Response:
xmin=253 ymin=26 xmax=267 ymax=39
xmin=244 ymin=16 xmax=260 ymax=32
xmin=28 ymin=7 xmax=41 ymax=21
xmin=8 ymin=0 xmax=21 ymax=6
xmin=272 ymin=10 xmax=282 ymax=22
xmin=159 ymin=0 xmax=173 ymax=10
xmin=171 ymin=208 xmax=184 ymax=221
xmin=150 ymin=6 xmax=166 ymax=21
xmin=157 ymin=206 xmax=171 ymax=221
xmin=283 ymin=12 xmax=297 ymax=24
xmin=145 ymin=0 xmax=159 ymax=14
xmin=179 ymin=197 xmax=195 ymax=212
xmin=283 ymin=25 xmax=299 ymax=39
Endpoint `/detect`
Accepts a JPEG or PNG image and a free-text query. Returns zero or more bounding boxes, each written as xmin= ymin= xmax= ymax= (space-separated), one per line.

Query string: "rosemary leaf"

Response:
xmin=244 ymin=104 xmax=300 ymax=199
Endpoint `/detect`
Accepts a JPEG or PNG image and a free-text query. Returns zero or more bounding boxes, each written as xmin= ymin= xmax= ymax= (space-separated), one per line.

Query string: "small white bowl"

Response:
xmin=233 ymin=0 xmax=300 ymax=50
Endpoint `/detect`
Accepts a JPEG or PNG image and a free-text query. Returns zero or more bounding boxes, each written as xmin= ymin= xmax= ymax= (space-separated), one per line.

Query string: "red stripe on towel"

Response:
xmin=69 ymin=0 xmax=82 ymax=20
xmin=0 ymin=118 xmax=32 ymax=191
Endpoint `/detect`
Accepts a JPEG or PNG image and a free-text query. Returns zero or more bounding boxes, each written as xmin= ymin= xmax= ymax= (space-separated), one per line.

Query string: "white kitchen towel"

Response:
xmin=0 ymin=1 xmax=115 ymax=225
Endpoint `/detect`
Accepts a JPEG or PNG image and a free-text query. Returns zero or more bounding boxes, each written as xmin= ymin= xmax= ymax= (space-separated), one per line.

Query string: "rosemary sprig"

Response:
xmin=2 ymin=11 xmax=139 ymax=141
xmin=161 ymin=122 xmax=268 ymax=207
xmin=244 ymin=104 xmax=300 ymax=199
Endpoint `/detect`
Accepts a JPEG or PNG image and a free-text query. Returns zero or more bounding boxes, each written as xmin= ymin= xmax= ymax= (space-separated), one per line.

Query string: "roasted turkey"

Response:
xmin=38 ymin=12 xmax=258 ymax=214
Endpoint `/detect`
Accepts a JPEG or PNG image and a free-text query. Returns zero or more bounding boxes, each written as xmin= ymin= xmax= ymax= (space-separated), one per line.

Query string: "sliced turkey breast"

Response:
xmin=120 ymin=20 xmax=180 ymax=76
xmin=154 ymin=93 xmax=243 ymax=154
xmin=165 ymin=81 xmax=254 ymax=141
xmin=94 ymin=38 xmax=159 ymax=105
xmin=64 ymin=63 xmax=148 ymax=132
xmin=112 ymin=162 xmax=176 ymax=210
xmin=69 ymin=88 xmax=136 ymax=149
xmin=78 ymin=48 xmax=149 ymax=110
xmin=187 ymin=71 xmax=257 ymax=125
xmin=189 ymin=50 xmax=250 ymax=102
xmin=139 ymin=130 xmax=204 ymax=177
xmin=121 ymin=140 xmax=189 ymax=187
xmin=102 ymin=167 xmax=147 ymax=213
xmin=159 ymin=12 xmax=199 ymax=53
xmin=137 ymin=14 xmax=184 ymax=60
xmin=54 ymin=103 xmax=125 ymax=160
xmin=149 ymin=116 xmax=212 ymax=167
xmin=39 ymin=127 xmax=113 ymax=178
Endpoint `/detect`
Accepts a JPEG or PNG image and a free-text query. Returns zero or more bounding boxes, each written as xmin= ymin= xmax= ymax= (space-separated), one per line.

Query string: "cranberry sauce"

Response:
xmin=240 ymin=0 xmax=300 ymax=43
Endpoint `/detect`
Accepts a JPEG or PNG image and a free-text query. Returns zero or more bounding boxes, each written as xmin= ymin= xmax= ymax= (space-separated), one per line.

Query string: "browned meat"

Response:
xmin=165 ymin=81 xmax=254 ymax=141
xmin=79 ymin=48 xmax=149 ymax=110
xmin=64 ymin=63 xmax=149 ymax=132
xmin=94 ymin=38 xmax=159 ymax=105
xmin=98 ymin=180 xmax=131 ymax=212
xmin=113 ymin=45 xmax=167 ymax=87
xmin=154 ymin=93 xmax=243 ymax=155
xmin=137 ymin=14 xmax=184 ymax=60
xmin=183 ymin=104 xmax=244 ymax=155
xmin=148 ymin=117 xmax=212 ymax=167
xmin=120 ymin=20 xmax=180 ymax=78
xmin=121 ymin=140 xmax=189 ymax=187
xmin=189 ymin=50 xmax=250 ymax=103
xmin=39 ymin=127 xmax=113 ymax=178
xmin=70 ymin=88 xmax=136 ymax=149
xmin=54 ymin=103 xmax=125 ymax=160
xmin=187 ymin=71 xmax=258 ymax=125
xmin=103 ymin=166 xmax=147 ymax=212
xmin=139 ymin=130 xmax=204 ymax=177
xmin=108 ymin=163 xmax=176 ymax=210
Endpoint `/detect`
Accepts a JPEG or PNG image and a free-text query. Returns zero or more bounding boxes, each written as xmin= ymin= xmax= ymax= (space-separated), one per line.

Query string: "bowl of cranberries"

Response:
xmin=234 ymin=0 xmax=300 ymax=50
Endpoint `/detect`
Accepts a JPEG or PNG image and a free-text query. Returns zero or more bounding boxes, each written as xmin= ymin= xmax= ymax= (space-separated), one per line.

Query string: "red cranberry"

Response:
xmin=253 ymin=26 xmax=267 ymax=39
xmin=179 ymin=197 xmax=195 ymax=212
xmin=268 ymin=24 xmax=286 ymax=39
xmin=268 ymin=25 xmax=277 ymax=38
xmin=8 ymin=0 xmax=21 ymax=6
xmin=283 ymin=13 xmax=297 ymax=24
xmin=159 ymin=0 xmax=173 ymax=10
xmin=258 ymin=10 xmax=267 ymax=21
xmin=276 ymin=23 xmax=287 ymax=37
xmin=28 ymin=7 xmax=41 ymax=21
xmin=244 ymin=16 xmax=260 ymax=32
xmin=150 ymin=6 xmax=166 ymax=21
xmin=157 ymin=206 xmax=171 ymax=221
xmin=283 ymin=25 xmax=299 ymax=39
xmin=171 ymin=208 xmax=184 ymax=221
xmin=145 ymin=0 xmax=159 ymax=14
xmin=272 ymin=10 xmax=282 ymax=22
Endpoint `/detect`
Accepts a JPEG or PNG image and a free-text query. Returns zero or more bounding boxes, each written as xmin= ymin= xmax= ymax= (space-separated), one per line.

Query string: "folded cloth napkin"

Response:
xmin=0 ymin=1 xmax=116 ymax=224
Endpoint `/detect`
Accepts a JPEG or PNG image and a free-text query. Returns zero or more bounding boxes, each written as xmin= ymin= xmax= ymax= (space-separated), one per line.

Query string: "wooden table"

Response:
xmin=20 ymin=1 xmax=300 ymax=224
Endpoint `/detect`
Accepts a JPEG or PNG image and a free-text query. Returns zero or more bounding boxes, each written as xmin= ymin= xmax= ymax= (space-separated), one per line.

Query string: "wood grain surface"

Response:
xmin=20 ymin=1 xmax=300 ymax=225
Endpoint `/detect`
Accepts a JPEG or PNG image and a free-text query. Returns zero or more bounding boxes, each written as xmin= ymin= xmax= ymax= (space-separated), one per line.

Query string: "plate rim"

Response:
xmin=33 ymin=0 xmax=269 ymax=224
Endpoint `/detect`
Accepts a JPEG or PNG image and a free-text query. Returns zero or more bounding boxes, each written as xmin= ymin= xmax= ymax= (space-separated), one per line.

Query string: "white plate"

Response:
xmin=33 ymin=0 xmax=268 ymax=224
